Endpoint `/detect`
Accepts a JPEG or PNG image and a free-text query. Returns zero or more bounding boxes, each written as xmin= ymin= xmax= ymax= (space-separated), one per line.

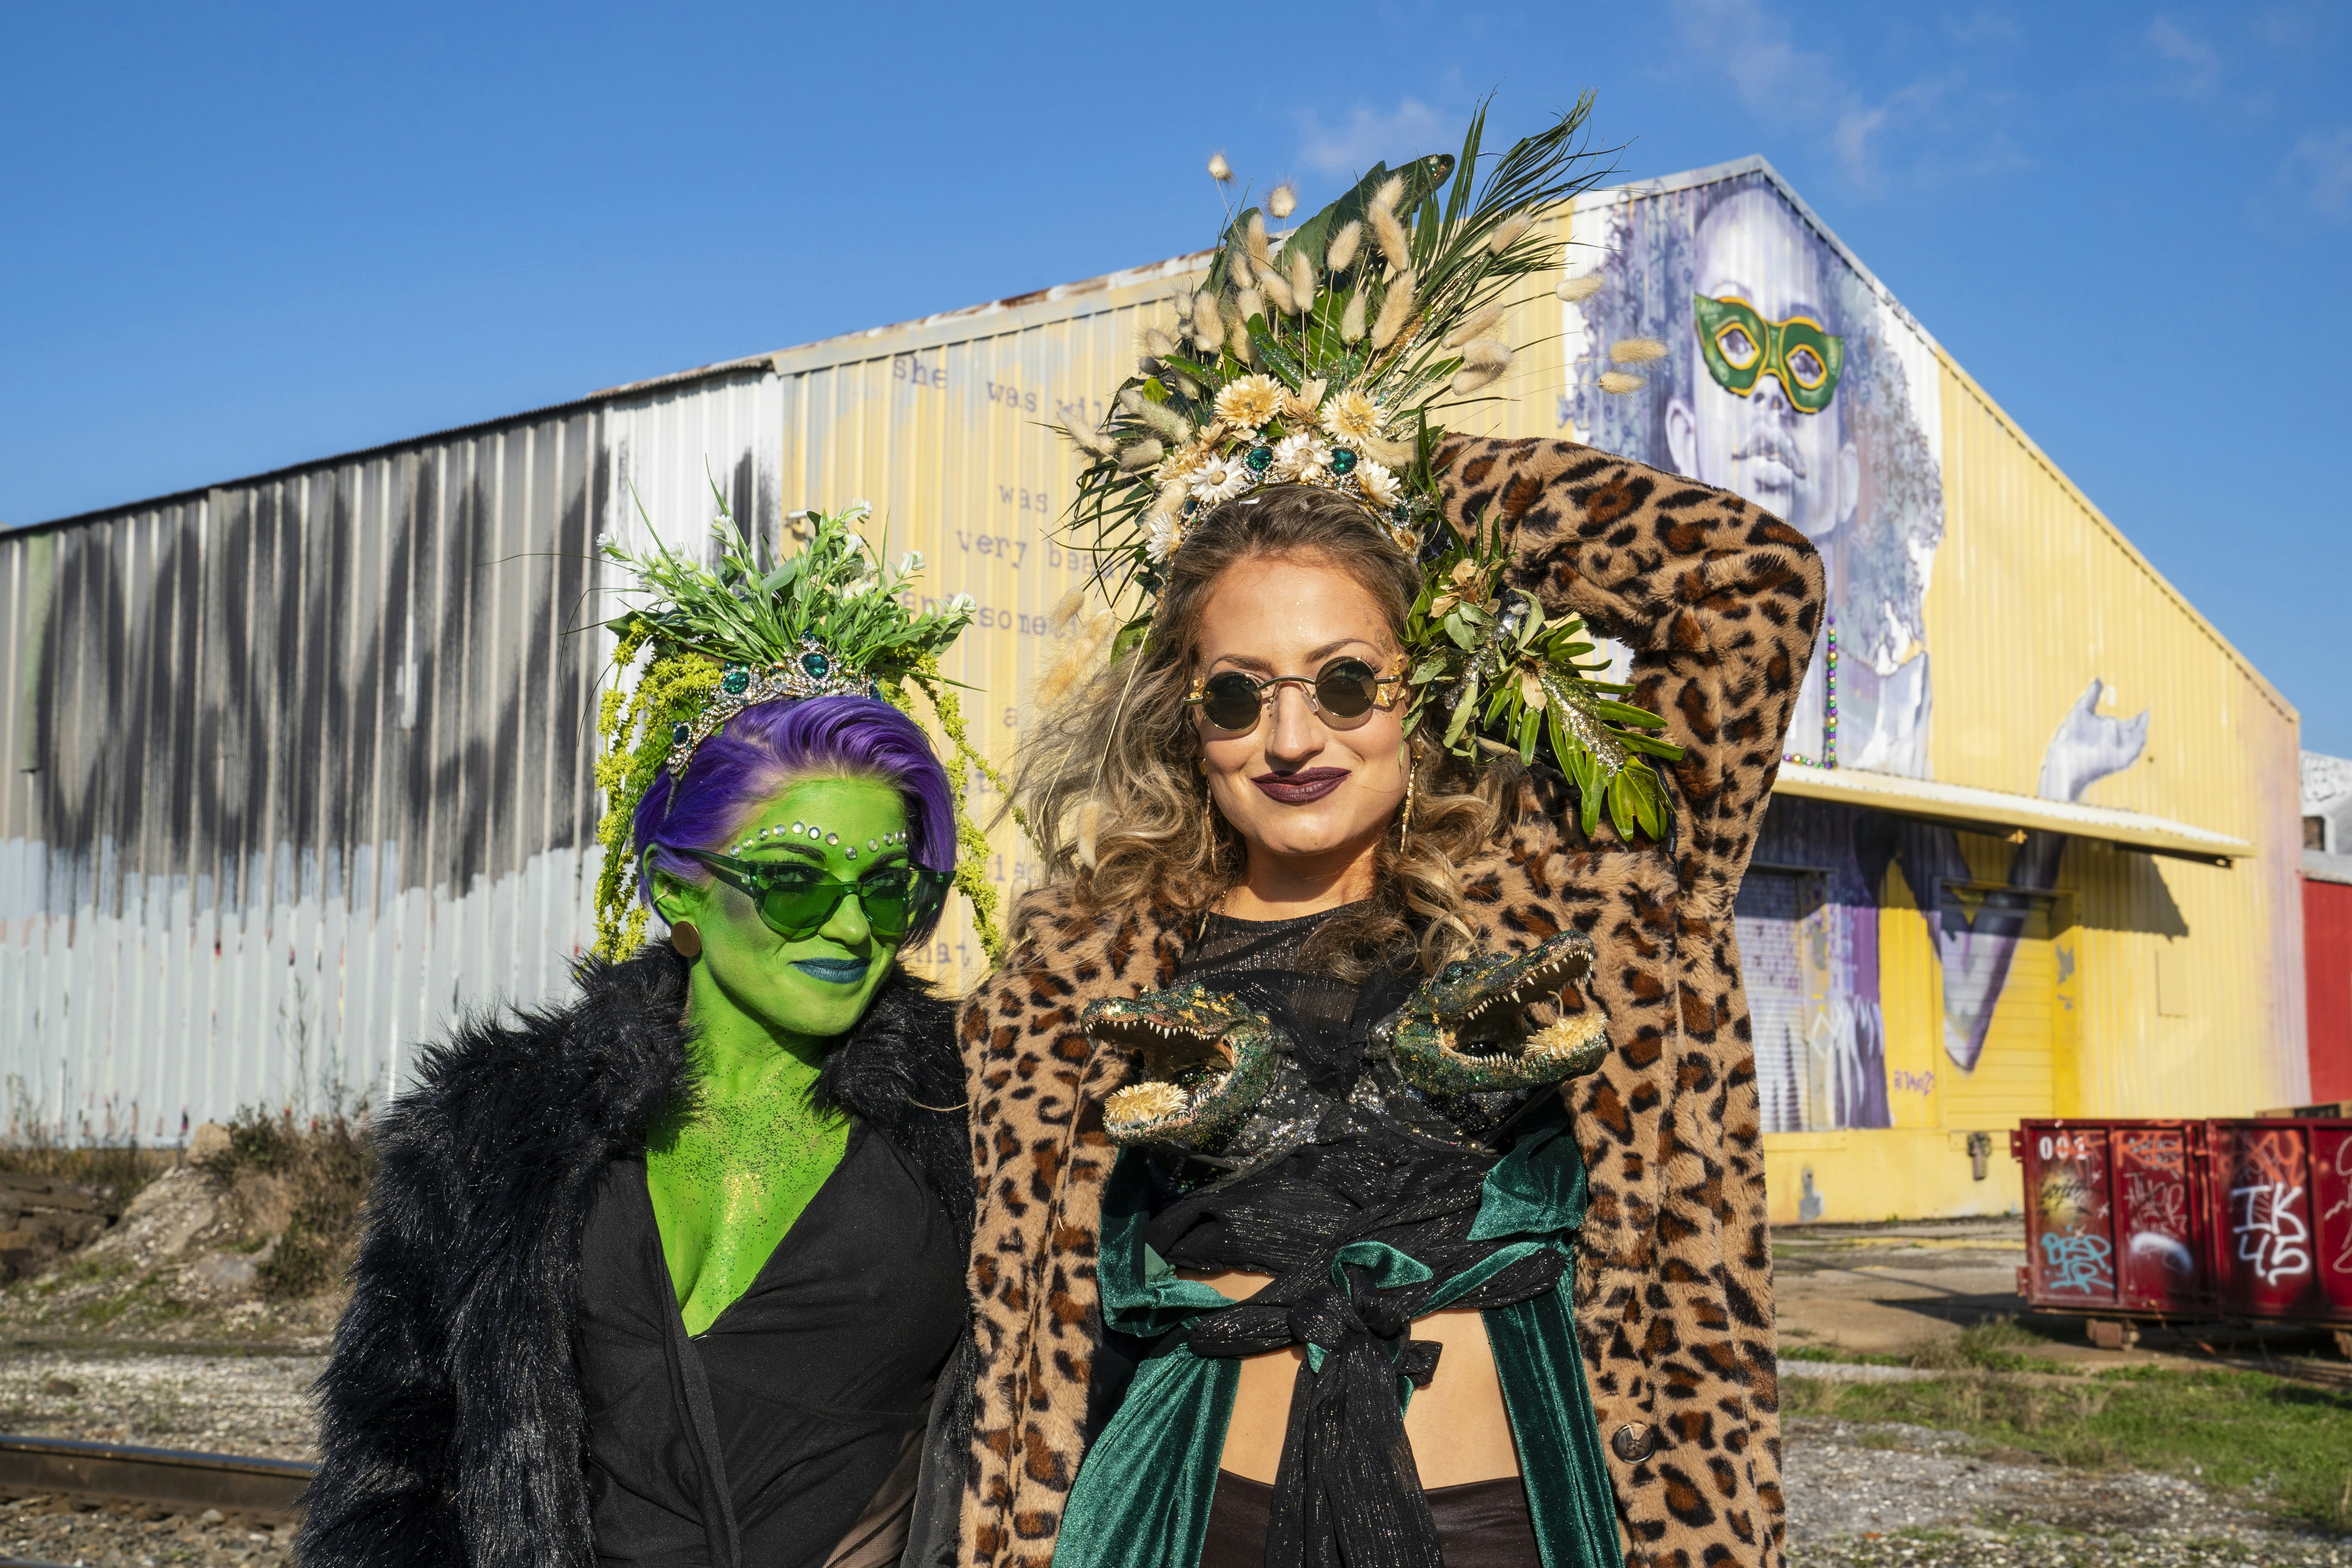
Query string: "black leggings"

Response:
xmin=1197 ymin=1469 xmax=1542 ymax=1568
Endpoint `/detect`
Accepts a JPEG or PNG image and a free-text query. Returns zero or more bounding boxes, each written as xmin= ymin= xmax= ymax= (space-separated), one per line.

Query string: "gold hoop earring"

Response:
xmin=669 ymin=919 xmax=702 ymax=959
xmin=1397 ymin=745 xmax=1416 ymax=846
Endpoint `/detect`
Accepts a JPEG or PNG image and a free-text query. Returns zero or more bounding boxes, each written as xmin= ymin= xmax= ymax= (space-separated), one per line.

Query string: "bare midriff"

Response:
xmin=1176 ymin=1267 xmax=1523 ymax=1488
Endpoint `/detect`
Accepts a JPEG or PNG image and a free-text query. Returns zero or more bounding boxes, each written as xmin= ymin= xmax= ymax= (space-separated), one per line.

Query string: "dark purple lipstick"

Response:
xmin=1250 ymin=767 xmax=1350 ymax=804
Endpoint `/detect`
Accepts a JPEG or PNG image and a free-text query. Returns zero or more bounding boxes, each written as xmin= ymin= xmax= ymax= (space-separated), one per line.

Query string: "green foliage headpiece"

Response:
xmin=591 ymin=501 xmax=1013 ymax=962
xmin=1054 ymin=98 xmax=1685 ymax=841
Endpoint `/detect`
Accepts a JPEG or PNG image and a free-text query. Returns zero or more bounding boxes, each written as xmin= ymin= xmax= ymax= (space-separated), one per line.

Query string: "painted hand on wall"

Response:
xmin=1935 ymin=678 xmax=2148 ymax=1073
xmin=2038 ymin=679 xmax=2150 ymax=804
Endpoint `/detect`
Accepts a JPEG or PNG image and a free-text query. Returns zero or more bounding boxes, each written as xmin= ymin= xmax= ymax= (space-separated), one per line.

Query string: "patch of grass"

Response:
xmin=1785 ymin=1363 xmax=2352 ymax=1529
xmin=1902 ymin=1315 xmax=2052 ymax=1374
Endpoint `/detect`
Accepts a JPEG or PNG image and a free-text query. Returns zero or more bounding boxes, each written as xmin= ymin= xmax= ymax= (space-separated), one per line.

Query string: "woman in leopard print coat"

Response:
xmin=952 ymin=436 xmax=1823 ymax=1568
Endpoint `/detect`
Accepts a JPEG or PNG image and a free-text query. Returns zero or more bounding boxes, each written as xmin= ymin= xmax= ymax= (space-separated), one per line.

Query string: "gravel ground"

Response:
xmin=0 ymin=1351 xmax=321 ymax=1461
xmin=0 ymin=1354 xmax=2344 ymax=1565
xmin=1787 ymin=1417 xmax=2352 ymax=1566
xmin=0 ymin=1497 xmax=292 ymax=1566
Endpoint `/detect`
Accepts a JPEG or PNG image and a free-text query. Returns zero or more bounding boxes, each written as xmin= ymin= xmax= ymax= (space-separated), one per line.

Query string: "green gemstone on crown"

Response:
xmin=800 ymin=651 xmax=831 ymax=679
xmin=1245 ymin=446 xmax=1273 ymax=473
xmin=720 ymin=666 xmax=751 ymax=695
xmin=1330 ymin=448 xmax=1357 ymax=475
xmin=670 ymin=722 xmax=692 ymax=746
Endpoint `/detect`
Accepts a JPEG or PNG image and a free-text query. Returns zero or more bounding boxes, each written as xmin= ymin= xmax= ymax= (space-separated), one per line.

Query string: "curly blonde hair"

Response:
xmin=1011 ymin=486 xmax=1522 ymax=982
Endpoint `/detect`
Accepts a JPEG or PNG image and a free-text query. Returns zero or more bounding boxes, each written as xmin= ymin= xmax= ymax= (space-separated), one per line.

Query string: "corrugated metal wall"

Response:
xmin=0 ymin=368 xmax=784 ymax=1136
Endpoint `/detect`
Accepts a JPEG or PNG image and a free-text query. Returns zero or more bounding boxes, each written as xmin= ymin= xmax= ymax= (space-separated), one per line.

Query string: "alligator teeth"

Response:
xmin=1525 ymin=1013 xmax=1606 ymax=1060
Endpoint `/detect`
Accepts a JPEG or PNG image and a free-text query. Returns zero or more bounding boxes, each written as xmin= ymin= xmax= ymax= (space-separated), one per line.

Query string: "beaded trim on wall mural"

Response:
xmin=1783 ymin=614 xmax=1838 ymax=769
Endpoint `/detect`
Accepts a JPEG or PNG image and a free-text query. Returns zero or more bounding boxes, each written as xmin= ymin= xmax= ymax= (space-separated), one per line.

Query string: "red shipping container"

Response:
xmin=2015 ymin=1118 xmax=2352 ymax=1328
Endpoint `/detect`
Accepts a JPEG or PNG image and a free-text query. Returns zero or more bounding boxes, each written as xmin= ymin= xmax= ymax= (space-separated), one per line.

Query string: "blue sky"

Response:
xmin=4 ymin=1 xmax=2347 ymax=751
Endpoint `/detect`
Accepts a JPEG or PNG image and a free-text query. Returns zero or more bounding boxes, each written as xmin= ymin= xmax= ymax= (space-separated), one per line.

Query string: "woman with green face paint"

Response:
xmin=301 ymin=508 xmax=998 ymax=1568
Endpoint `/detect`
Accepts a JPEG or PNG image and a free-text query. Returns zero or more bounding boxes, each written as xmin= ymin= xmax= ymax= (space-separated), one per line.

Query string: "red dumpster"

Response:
xmin=2014 ymin=1118 xmax=2352 ymax=1329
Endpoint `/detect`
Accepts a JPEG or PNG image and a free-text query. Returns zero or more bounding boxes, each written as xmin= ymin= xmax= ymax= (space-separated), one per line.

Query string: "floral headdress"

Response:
xmin=1055 ymin=99 xmax=1685 ymax=841
xmin=591 ymin=499 xmax=1015 ymax=961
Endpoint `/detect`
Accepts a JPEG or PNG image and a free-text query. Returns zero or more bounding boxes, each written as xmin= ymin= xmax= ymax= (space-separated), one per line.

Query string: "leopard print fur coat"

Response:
xmin=954 ymin=437 xmax=1825 ymax=1568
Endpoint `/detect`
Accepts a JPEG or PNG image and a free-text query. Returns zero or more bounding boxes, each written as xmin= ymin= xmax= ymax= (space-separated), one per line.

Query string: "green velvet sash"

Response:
xmin=1055 ymin=1100 xmax=1619 ymax=1568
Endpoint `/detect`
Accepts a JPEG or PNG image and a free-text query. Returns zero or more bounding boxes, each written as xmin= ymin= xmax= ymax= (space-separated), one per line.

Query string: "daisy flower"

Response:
xmin=1144 ymin=509 xmax=1186 ymax=563
xmin=1271 ymin=432 xmax=1332 ymax=483
xmin=1320 ymin=389 xmax=1383 ymax=445
xmin=1189 ymin=454 xmax=1252 ymax=506
xmin=1354 ymin=460 xmax=1402 ymax=510
xmin=1212 ymin=374 xmax=1282 ymax=432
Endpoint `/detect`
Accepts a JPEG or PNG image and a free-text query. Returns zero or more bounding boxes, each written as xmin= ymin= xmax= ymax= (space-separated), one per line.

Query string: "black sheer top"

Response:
xmin=574 ymin=1123 xmax=965 ymax=1568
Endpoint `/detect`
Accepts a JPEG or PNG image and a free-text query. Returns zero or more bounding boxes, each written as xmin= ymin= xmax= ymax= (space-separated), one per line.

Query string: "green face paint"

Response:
xmin=679 ymin=777 xmax=915 ymax=1042
xmin=645 ymin=775 xmax=916 ymax=1333
xmin=1692 ymin=294 xmax=1845 ymax=414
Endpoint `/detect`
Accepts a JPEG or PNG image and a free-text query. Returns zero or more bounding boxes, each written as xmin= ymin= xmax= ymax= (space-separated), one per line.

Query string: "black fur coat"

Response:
xmin=296 ymin=946 xmax=972 ymax=1568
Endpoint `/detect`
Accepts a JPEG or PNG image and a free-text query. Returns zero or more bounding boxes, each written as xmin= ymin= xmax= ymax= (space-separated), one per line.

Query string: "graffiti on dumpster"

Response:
xmin=2228 ymin=1129 xmax=2313 ymax=1290
xmin=2118 ymin=1129 xmax=2195 ymax=1283
xmin=2040 ymin=1232 xmax=2114 ymax=1294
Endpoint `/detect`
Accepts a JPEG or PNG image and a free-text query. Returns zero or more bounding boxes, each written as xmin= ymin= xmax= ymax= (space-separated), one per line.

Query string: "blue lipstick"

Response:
xmin=791 ymin=956 xmax=870 ymax=985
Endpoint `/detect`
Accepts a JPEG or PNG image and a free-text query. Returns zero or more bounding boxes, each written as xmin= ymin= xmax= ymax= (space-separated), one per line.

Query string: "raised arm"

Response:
xmin=1438 ymin=436 xmax=1825 ymax=913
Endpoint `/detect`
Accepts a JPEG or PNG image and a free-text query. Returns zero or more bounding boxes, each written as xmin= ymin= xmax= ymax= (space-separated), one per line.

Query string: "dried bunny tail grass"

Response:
xmin=1371 ymin=270 xmax=1417 ymax=350
xmin=1118 ymin=439 xmax=1165 ymax=471
xmin=1245 ymin=212 xmax=1272 ymax=271
xmin=1486 ymin=211 xmax=1537 ymax=256
xmin=1286 ymin=248 xmax=1316 ymax=316
xmin=1187 ymin=290 xmax=1225 ymax=350
xmin=1369 ymin=174 xmax=1405 ymax=213
xmin=1370 ymin=201 xmax=1412 ymax=272
xmin=1444 ymin=300 xmax=1506 ymax=349
xmin=1220 ymin=295 xmax=1255 ymax=365
xmin=1171 ymin=372 xmax=1201 ymax=399
xmin=1358 ymin=432 xmax=1416 ymax=466
xmin=1258 ymin=269 xmax=1296 ymax=315
xmin=1123 ymin=394 xmax=1192 ymax=445
xmin=1138 ymin=325 xmax=1176 ymax=360
xmin=1060 ymin=420 xmax=1116 ymax=460
xmin=1556 ymin=274 xmax=1603 ymax=303
xmin=1207 ymin=152 xmax=1232 ymax=182
xmin=1049 ymin=586 xmax=1090 ymax=633
xmin=1326 ymin=220 xmax=1363 ymax=272
xmin=1074 ymin=797 xmax=1105 ymax=869
xmin=1610 ymin=337 xmax=1668 ymax=365
xmin=1449 ymin=340 xmax=1512 ymax=394
xmin=1268 ymin=183 xmax=1298 ymax=219
xmin=1235 ymin=286 xmax=1265 ymax=326
xmin=1598 ymin=370 xmax=1647 ymax=395
xmin=1340 ymin=288 xmax=1368 ymax=343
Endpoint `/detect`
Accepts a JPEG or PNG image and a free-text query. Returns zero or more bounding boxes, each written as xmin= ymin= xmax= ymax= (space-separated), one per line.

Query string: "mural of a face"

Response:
xmin=1666 ymin=187 xmax=1860 ymax=546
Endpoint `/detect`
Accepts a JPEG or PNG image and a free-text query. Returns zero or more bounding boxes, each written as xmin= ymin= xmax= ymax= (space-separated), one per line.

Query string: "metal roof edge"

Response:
xmin=10 ymin=360 xmax=780 ymax=539
xmin=1771 ymin=762 xmax=2256 ymax=864
xmin=2305 ymin=849 xmax=2352 ymax=887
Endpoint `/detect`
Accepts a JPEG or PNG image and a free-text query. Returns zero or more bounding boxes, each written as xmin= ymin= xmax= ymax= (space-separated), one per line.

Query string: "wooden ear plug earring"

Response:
xmin=670 ymin=920 xmax=703 ymax=959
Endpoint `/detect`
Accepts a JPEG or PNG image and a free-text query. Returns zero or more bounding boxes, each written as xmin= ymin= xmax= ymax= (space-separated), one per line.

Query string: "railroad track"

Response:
xmin=0 ymin=1432 xmax=312 ymax=1521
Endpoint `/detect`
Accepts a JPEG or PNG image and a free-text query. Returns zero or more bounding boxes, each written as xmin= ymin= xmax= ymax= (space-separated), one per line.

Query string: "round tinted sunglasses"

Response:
xmin=1185 ymin=656 xmax=1405 ymax=735
xmin=675 ymin=849 xmax=949 ymax=942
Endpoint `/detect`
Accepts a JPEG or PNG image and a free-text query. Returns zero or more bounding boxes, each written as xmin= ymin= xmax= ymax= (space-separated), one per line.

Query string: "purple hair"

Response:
xmin=633 ymin=694 xmax=958 ymax=945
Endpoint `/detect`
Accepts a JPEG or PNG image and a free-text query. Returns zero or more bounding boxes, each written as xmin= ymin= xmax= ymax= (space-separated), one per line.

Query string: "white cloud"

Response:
xmin=1294 ymin=99 xmax=1457 ymax=181
xmin=2147 ymin=16 xmax=2220 ymax=99
xmin=2288 ymin=128 xmax=2352 ymax=215
xmin=1669 ymin=0 xmax=1837 ymax=120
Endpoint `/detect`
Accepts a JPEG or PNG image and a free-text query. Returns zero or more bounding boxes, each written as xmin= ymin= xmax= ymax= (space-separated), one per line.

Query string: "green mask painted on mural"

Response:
xmin=646 ymin=775 xmax=915 ymax=1334
xmin=1692 ymin=294 xmax=1846 ymax=414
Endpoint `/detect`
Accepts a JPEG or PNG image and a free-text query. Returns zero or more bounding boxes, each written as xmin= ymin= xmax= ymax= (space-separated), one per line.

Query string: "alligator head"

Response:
xmin=1084 ymin=984 xmax=1286 ymax=1147
xmin=1381 ymin=930 xmax=1608 ymax=1096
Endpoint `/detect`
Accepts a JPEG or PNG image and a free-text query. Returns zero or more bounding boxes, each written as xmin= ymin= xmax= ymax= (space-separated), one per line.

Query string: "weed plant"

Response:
xmin=195 ymin=1106 xmax=374 ymax=1299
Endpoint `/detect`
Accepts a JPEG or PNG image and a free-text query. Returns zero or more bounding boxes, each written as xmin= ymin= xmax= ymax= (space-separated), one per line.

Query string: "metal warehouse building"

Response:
xmin=0 ymin=157 xmax=2314 ymax=1216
